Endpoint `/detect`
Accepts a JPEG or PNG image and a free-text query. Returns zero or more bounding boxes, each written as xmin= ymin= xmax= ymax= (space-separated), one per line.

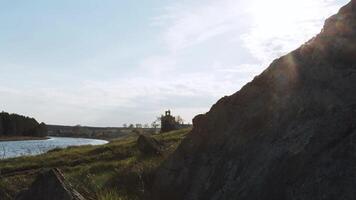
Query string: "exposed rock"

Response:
xmin=137 ymin=135 xmax=162 ymax=155
xmin=151 ymin=1 xmax=356 ymax=200
xmin=16 ymin=168 xmax=86 ymax=200
xmin=0 ymin=112 xmax=47 ymax=137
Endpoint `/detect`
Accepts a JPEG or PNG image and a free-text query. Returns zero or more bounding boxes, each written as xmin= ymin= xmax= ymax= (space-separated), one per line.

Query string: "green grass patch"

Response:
xmin=0 ymin=128 xmax=190 ymax=200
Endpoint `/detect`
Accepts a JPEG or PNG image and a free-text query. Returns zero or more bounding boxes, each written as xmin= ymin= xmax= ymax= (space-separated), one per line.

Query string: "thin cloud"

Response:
xmin=154 ymin=0 xmax=248 ymax=52
xmin=241 ymin=0 xmax=343 ymax=64
xmin=155 ymin=0 xmax=345 ymax=63
xmin=0 ymin=0 xmax=348 ymax=126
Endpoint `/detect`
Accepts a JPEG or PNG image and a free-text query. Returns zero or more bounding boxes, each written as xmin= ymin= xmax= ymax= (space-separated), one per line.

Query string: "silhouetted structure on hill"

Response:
xmin=160 ymin=110 xmax=191 ymax=133
xmin=160 ymin=110 xmax=178 ymax=133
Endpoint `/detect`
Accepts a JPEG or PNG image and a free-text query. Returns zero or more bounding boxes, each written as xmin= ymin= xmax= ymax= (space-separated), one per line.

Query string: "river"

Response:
xmin=0 ymin=137 xmax=108 ymax=159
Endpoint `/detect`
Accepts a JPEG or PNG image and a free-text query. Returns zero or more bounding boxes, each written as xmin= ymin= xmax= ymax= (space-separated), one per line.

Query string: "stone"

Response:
xmin=15 ymin=168 xmax=86 ymax=200
xmin=137 ymin=135 xmax=162 ymax=155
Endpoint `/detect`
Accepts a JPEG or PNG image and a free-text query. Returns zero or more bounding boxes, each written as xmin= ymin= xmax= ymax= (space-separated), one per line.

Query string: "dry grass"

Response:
xmin=0 ymin=128 xmax=190 ymax=200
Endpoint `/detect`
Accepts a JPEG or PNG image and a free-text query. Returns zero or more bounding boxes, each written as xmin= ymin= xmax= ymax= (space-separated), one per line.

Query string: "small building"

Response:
xmin=160 ymin=110 xmax=179 ymax=133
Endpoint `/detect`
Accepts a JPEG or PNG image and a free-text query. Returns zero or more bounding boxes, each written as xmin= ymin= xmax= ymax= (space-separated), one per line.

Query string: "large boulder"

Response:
xmin=16 ymin=168 xmax=86 ymax=200
xmin=150 ymin=1 xmax=356 ymax=200
xmin=137 ymin=135 xmax=162 ymax=155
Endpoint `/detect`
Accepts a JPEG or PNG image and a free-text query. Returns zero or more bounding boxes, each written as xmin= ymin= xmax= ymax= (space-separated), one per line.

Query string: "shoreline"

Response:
xmin=48 ymin=134 xmax=129 ymax=141
xmin=0 ymin=136 xmax=50 ymax=142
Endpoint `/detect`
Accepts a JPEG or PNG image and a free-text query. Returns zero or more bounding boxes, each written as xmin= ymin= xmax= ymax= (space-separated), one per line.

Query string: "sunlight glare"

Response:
xmin=244 ymin=0 xmax=340 ymax=63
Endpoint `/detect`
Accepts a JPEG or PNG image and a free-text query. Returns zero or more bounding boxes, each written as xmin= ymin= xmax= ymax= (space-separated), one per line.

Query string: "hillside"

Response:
xmin=0 ymin=128 xmax=190 ymax=200
xmin=0 ymin=112 xmax=47 ymax=138
xmin=151 ymin=1 xmax=356 ymax=200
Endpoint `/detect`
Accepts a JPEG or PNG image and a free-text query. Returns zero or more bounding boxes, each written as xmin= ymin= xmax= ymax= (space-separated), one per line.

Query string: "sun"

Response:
xmin=243 ymin=0 xmax=341 ymax=63
xmin=247 ymin=0 xmax=334 ymax=33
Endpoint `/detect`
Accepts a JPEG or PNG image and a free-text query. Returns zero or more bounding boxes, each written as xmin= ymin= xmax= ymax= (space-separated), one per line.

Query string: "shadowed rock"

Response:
xmin=150 ymin=1 xmax=356 ymax=200
xmin=16 ymin=168 xmax=86 ymax=200
xmin=137 ymin=135 xmax=162 ymax=155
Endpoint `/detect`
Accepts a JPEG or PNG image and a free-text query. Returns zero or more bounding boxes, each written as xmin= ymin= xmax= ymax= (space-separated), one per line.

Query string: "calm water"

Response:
xmin=0 ymin=137 xmax=108 ymax=159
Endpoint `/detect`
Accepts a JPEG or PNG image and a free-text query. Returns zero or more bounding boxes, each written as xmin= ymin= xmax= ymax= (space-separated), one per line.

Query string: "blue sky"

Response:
xmin=0 ymin=0 xmax=349 ymax=126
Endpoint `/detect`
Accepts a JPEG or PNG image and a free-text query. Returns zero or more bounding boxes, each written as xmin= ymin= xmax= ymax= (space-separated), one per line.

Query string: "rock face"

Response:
xmin=151 ymin=1 xmax=356 ymax=200
xmin=0 ymin=112 xmax=47 ymax=137
xmin=16 ymin=168 xmax=86 ymax=200
xmin=137 ymin=135 xmax=162 ymax=155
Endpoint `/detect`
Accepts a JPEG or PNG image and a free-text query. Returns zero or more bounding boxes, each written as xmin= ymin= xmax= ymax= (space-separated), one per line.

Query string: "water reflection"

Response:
xmin=0 ymin=137 xmax=108 ymax=159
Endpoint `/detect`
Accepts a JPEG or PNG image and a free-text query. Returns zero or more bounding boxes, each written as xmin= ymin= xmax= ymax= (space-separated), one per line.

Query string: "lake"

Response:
xmin=0 ymin=137 xmax=108 ymax=159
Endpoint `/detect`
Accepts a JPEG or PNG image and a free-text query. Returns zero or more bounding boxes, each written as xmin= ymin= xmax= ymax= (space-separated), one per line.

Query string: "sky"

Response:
xmin=0 ymin=0 xmax=349 ymax=127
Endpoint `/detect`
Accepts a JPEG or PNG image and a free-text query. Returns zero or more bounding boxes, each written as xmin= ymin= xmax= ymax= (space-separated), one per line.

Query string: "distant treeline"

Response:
xmin=0 ymin=112 xmax=47 ymax=137
xmin=47 ymin=125 xmax=156 ymax=140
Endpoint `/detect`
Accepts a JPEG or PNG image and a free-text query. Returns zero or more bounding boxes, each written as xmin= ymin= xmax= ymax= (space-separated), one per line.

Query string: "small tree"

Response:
xmin=175 ymin=115 xmax=184 ymax=124
xmin=151 ymin=121 xmax=159 ymax=129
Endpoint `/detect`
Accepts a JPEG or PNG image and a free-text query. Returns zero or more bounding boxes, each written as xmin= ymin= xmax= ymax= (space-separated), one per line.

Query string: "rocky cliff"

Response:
xmin=0 ymin=112 xmax=47 ymax=137
xmin=151 ymin=1 xmax=356 ymax=200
